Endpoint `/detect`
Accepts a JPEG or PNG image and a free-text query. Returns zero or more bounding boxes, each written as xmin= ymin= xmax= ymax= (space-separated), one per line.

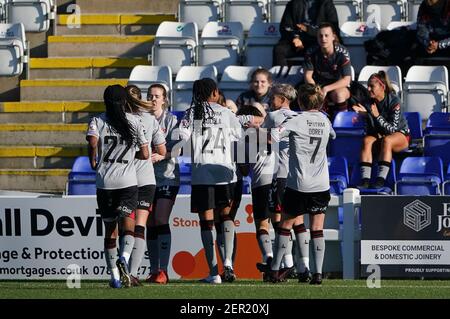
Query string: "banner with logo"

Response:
xmin=361 ymin=196 xmax=450 ymax=278
xmin=0 ymin=195 xmax=264 ymax=280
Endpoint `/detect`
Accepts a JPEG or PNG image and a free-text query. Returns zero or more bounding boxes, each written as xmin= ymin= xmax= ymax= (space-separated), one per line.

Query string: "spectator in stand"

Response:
xmin=236 ymin=68 xmax=273 ymax=112
xmin=304 ymin=22 xmax=352 ymax=119
xmin=415 ymin=0 xmax=450 ymax=64
xmin=352 ymin=71 xmax=410 ymax=189
xmin=273 ymin=0 xmax=340 ymax=66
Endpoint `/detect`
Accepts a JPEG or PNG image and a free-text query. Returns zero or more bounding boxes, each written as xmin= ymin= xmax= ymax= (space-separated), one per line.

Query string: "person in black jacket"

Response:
xmin=415 ymin=0 xmax=450 ymax=63
xmin=273 ymin=0 xmax=340 ymax=66
xmin=352 ymin=71 xmax=410 ymax=189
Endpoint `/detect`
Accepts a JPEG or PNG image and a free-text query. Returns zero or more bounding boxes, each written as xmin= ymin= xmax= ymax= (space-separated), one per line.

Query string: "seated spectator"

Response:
xmin=236 ymin=68 xmax=273 ymax=111
xmin=304 ymin=22 xmax=351 ymax=119
xmin=351 ymin=71 xmax=410 ymax=189
xmin=273 ymin=0 xmax=340 ymax=66
xmin=415 ymin=0 xmax=450 ymax=65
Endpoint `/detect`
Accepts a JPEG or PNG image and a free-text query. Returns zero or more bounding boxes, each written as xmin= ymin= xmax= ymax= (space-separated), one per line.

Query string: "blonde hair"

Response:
xmin=271 ymin=83 xmax=297 ymax=102
xmin=297 ymin=84 xmax=324 ymax=111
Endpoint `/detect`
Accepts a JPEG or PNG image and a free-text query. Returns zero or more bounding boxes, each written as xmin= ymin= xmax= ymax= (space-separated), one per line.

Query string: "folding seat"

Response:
xmin=198 ymin=21 xmax=243 ymax=75
xmin=403 ymin=65 xmax=449 ymax=121
xmin=340 ymin=21 xmax=380 ymax=74
xmin=350 ymin=160 xmax=397 ymax=194
xmin=173 ymin=65 xmax=218 ymax=111
xmin=66 ymin=156 xmax=96 ymax=195
xmin=363 ymin=0 xmax=408 ymax=30
xmin=219 ymin=65 xmax=259 ymax=102
xmin=223 ymin=0 xmax=268 ymax=32
xmin=268 ymin=0 xmax=288 ymax=23
xmin=244 ymin=22 xmax=280 ymax=69
xmin=178 ymin=0 xmax=223 ymax=31
xmin=358 ymin=65 xmax=402 ymax=99
xmin=178 ymin=155 xmax=192 ymax=194
xmin=0 ymin=22 xmax=27 ymax=76
xmin=424 ymin=112 xmax=450 ymax=135
xmin=6 ymin=0 xmax=55 ymax=32
xmin=171 ymin=110 xmax=186 ymax=123
xmin=424 ymin=135 xmax=450 ymax=169
xmin=403 ymin=111 xmax=423 ymax=152
xmin=128 ymin=65 xmax=172 ymax=101
xmin=328 ymin=156 xmax=349 ymax=195
xmin=269 ymin=65 xmax=303 ymax=86
xmin=329 ymin=111 xmax=366 ymax=166
xmin=152 ymin=21 xmax=198 ymax=75
xmin=386 ymin=21 xmax=416 ymax=30
xmin=395 ymin=156 xmax=443 ymax=195
xmin=443 ymin=164 xmax=450 ymax=195
xmin=334 ymin=0 xmax=363 ymax=27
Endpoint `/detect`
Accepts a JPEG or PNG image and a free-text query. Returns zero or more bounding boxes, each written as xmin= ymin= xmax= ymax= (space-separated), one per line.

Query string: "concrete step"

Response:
xmin=29 ymin=57 xmax=150 ymax=79
xmin=74 ymin=0 xmax=178 ymax=14
xmin=20 ymin=79 xmax=128 ymax=101
xmin=56 ymin=14 xmax=176 ymax=35
xmin=0 ymin=146 xmax=86 ymax=169
xmin=0 ymin=123 xmax=87 ymax=145
xmin=48 ymin=35 xmax=154 ymax=57
xmin=0 ymin=101 xmax=104 ymax=123
xmin=0 ymin=169 xmax=70 ymax=193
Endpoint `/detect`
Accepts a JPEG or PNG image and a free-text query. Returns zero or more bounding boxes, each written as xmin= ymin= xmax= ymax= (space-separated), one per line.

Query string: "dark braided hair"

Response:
xmin=104 ymin=84 xmax=136 ymax=147
xmin=186 ymin=78 xmax=216 ymax=129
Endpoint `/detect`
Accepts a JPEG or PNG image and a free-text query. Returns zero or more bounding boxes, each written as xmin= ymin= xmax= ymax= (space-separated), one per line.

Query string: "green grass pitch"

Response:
xmin=1 ymin=279 xmax=450 ymax=299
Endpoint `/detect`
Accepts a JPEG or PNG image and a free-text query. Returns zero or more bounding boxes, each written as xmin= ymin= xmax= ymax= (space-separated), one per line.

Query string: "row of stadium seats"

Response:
xmin=178 ymin=0 xmax=421 ymax=31
xmin=0 ymin=0 xmax=56 ymax=32
xmin=329 ymin=111 xmax=450 ymax=168
xmin=126 ymin=63 xmax=448 ymax=121
xmin=150 ymin=20 xmax=418 ymax=75
xmin=66 ymin=154 xmax=450 ymax=196
xmin=0 ymin=22 xmax=28 ymax=76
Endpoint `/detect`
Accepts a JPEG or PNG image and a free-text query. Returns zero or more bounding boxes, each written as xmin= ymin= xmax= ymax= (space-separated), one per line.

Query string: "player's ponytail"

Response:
xmin=297 ymin=83 xmax=324 ymax=111
xmin=104 ymin=84 xmax=136 ymax=146
xmin=187 ymin=78 xmax=216 ymax=129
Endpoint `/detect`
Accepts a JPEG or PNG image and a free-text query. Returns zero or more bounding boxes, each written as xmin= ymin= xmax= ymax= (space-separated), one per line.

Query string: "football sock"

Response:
xmin=200 ymin=220 xmax=218 ymax=276
xmin=312 ymin=230 xmax=325 ymax=274
xmin=129 ymin=225 xmax=146 ymax=277
xmin=157 ymin=224 xmax=171 ymax=271
xmin=121 ymin=230 xmax=134 ymax=263
xmin=294 ymin=224 xmax=310 ymax=272
xmin=257 ymin=229 xmax=273 ymax=263
xmin=215 ymin=222 xmax=225 ymax=263
xmin=271 ymin=228 xmax=291 ymax=271
xmin=223 ymin=216 xmax=235 ymax=268
xmin=146 ymin=226 xmax=159 ymax=273
xmin=377 ymin=161 xmax=391 ymax=181
xmin=104 ymin=238 xmax=120 ymax=281
xmin=360 ymin=162 xmax=372 ymax=181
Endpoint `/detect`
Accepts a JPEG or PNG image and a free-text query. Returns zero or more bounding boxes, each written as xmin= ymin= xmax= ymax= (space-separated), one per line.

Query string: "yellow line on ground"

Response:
xmin=0 ymin=147 xmax=36 ymax=157
xmin=58 ymin=14 xmax=175 ymax=25
xmin=30 ymin=58 xmax=149 ymax=69
xmin=1 ymin=102 xmax=64 ymax=112
xmin=48 ymin=35 xmax=154 ymax=43
xmin=120 ymin=14 xmax=176 ymax=25
xmin=20 ymin=79 xmax=128 ymax=87
xmin=0 ymin=169 xmax=71 ymax=176
xmin=0 ymin=124 xmax=87 ymax=131
xmin=1 ymin=102 xmax=105 ymax=113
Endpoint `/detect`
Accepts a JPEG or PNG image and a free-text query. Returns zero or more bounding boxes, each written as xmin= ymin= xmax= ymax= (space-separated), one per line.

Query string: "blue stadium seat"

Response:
xmin=178 ymin=156 xmax=192 ymax=194
xmin=328 ymin=156 xmax=349 ymax=195
xmin=424 ymin=112 xmax=450 ymax=135
xmin=67 ymin=156 xmax=96 ymax=195
xmin=172 ymin=110 xmax=185 ymax=123
xmin=350 ymin=160 xmax=397 ymax=194
xmin=443 ymin=164 xmax=450 ymax=195
xmin=329 ymin=112 xmax=365 ymax=166
xmin=404 ymin=112 xmax=423 ymax=140
xmin=423 ymin=134 xmax=450 ymax=168
xmin=395 ymin=156 xmax=444 ymax=195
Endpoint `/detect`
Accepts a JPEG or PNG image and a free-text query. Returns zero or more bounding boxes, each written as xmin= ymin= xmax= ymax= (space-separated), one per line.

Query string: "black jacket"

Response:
xmin=279 ymin=0 xmax=340 ymax=42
